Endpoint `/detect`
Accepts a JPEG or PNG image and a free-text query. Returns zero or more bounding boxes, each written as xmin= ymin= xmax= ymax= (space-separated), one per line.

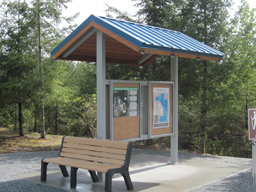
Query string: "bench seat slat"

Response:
xmin=43 ymin=157 xmax=120 ymax=173
xmin=61 ymin=148 xmax=125 ymax=161
xmin=62 ymin=143 xmax=126 ymax=155
xmin=60 ymin=152 xmax=124 ymax=166
xmin=64 ymin=136 xmax=128 ymax=149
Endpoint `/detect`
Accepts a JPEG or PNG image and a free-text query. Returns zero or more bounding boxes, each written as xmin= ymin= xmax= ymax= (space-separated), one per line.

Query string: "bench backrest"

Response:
xmin=59 ymin=136 xmax=132 ymax=168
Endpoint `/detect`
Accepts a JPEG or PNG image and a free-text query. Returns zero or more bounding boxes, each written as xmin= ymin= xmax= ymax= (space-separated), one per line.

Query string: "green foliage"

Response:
xmin=0 ymin=0 xmax=41 ymax=136
xmin=67 ymin=95 xmax=97 ymax=137
xmin=0 ymin=0 xmax=78 ymax=137
xmin=1 ymin=0 xmax=256 ymax=158
xmin=43 ymin=61 xmax=97 ymax=137
xmin=107 ymin=0 xmax=256 ymax=158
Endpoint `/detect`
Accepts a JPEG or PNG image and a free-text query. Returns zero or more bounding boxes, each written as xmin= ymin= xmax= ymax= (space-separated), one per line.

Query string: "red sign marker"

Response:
xmin=248 ymin=108 xmax=256 ymax=140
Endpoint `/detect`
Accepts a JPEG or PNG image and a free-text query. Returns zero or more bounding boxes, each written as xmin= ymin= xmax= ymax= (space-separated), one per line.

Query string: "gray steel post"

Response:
xmin=252 ymin=141 xmax=256 ymax=191
xmin=170 ymin=56 xmax=179 ymax=164
xmin=96 ymin=30 xmax=106 ymax=180
xmin=96 ymin=30 xmax=106 ymax=140
xmin=109 ymin=81 xmax=113 ymax=140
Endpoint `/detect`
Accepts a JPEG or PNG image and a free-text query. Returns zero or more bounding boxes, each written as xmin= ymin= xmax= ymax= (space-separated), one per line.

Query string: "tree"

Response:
xmin=207 ymin=0 xmax=256 ymax=157
xmin=0 ymin=0 xmax=78 ymax=137
xmin=30 ymin=0 xmax=78 ymax=138
xmin=0 ymin=0 xmax=40 ymax=136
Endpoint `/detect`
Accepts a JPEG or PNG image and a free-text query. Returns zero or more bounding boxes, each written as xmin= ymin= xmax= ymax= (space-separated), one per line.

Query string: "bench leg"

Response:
xmin=89 ymin=170 xmax=99 ymax=183
xmin=70 ymin=167 xmax=78 ymax=188
xmin=121 ymin=171 xmax=133 ymax=190
xmin=105 ymin=170 xmax=114 ymax=192
xmin=59 ymin=165 xmax=69 ymax=177
xmin=41 ymin=160 xmax=48 ymax=181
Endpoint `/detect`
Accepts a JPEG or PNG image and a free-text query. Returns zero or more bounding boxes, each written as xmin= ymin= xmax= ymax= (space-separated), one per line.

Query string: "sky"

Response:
xmin=63 ymin=0 xmax=139 ymax=26
xmin=63 ymin=0 xmax=256 ymax=26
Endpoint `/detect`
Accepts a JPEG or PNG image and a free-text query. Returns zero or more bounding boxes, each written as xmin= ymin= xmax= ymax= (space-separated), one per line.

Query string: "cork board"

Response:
xmin=113 ymin=116 xmax=139 ymax=140
xmin=113 ymin=83 xmax=140 ymax=140
xmin=150 ymin=84 xmax=173 ymax=136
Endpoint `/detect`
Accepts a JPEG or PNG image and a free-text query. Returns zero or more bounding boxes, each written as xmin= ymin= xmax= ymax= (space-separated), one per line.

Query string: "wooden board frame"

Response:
xmin=149 ymin=82 xmax=173 ymax=137
xmin=106 ymin=80 xmax=174 ymax=141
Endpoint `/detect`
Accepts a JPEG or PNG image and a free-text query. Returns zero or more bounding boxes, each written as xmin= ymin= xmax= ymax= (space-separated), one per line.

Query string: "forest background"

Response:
xmin=0 ymin=0 xmax=255 ymax=158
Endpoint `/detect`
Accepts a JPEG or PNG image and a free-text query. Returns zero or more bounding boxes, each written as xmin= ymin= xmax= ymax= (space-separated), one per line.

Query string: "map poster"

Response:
xmin=153 ymin=87 xmax=169 ymax=128
xmin=113 ymin=87 xmax=138 ymax=117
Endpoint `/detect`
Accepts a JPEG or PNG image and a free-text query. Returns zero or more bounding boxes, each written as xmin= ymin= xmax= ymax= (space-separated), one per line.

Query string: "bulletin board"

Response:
xmin=112 ymin=82 xmax=140 ymax=140
xmin=150 ymin=83 xmax=173 ymax=136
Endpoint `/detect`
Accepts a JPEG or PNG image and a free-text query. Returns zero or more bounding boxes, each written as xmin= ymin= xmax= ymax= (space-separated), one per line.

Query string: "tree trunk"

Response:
xmin=18 ymin=102 xmax=24 ymax=136
xmin=40 ymin=95 xmax=45 ymax=138
xmin=13 ymin=104 xmax=17 ymax=131
xmin=38 ymin=0 xmax=45 ymax=139
xmin=55 ymin=101 xmax=58 ymax=135
xmin=199 ymin=4 xmax=208 ymax=154
xmin=34 ymin=107 xmax=37 ymax=132
xmin=199 ymin=61 xmax=207 ymax=154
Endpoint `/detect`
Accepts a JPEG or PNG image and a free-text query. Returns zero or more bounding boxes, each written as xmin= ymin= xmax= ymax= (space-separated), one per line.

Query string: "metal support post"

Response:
xmin=252 ymin=140 xmax=256 ymax=191
xmin=170 ymin=56 xmax=178 ymax=164
xmin=96 ymin=30 xmax=106 ymax=180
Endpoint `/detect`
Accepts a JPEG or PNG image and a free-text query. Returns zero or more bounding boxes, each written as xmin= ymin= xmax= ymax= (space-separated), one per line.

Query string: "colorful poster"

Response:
xmin=113 ymin=87 xmax=138 ymax=117
xmin=153 ymin=87 xmax=169 ymax=128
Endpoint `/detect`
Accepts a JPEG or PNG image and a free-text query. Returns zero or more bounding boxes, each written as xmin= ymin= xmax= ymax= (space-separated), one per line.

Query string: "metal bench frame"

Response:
xmin=41 ymin=136 xmax=133 ymax=192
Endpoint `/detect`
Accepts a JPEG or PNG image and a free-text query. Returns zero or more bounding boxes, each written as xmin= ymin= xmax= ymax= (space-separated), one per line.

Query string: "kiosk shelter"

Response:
xmin=51 ymin=14 xmax=225 ymax=165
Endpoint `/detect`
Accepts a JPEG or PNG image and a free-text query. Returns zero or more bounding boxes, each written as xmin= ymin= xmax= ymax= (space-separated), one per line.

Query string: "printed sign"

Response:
xmin=248 ymin=108 xmax=256 ymax=140
xmin=113 ymin=87 xmax=138 ymax=117
xmin=153 ymin=87 xmax=169 ymax=128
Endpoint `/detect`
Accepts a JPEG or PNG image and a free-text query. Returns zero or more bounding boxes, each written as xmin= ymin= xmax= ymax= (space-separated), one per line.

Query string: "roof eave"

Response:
xmin=138 ymin=45 xmax=224 ymax=62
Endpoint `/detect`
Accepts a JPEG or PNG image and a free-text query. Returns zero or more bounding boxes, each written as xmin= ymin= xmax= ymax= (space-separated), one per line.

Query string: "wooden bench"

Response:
xmin=41 ymin=136 xmax=133 ymax=192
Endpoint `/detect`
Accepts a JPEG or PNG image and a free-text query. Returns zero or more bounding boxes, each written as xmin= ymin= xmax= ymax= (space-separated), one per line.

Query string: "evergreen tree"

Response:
xmin=0 ymin=0 xmax=39 ymax=136
xmin=30 ymin=0 xmax=78 ymax=138
xmin=179 ymin=0 xmax=232 ymax=153
xmin=0 ymin=0 xmax=78 ymax=137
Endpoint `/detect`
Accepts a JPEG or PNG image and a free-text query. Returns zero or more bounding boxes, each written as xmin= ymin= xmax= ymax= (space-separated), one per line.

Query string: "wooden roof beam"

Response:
xmin=62 ymin=28 xmax=97 ymax=58
xmin=137 ymin=54 xmax=153 ymax=65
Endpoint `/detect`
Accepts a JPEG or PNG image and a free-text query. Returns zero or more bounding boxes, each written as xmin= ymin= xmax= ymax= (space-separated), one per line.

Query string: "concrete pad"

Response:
xmin=15 ymin=153 xmax=250 ymax=192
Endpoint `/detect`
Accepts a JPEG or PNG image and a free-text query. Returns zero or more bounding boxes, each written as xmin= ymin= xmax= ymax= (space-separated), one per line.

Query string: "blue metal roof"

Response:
xmin=51 ymin=14 xmax=224 ymax=60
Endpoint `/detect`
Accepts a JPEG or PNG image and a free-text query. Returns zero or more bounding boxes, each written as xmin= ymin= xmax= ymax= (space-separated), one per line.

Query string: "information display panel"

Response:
xmin=150 ymin=83 xmax=173 ymax=136
xmin=112 ymin=83 xmax=140 ymax=140
xmin=113 ymin=87 xmax=138 ymax=117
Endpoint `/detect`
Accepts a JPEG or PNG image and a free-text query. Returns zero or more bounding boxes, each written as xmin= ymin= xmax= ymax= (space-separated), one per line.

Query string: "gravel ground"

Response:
xmin=0 ymin=149 xmax=254 ymax=192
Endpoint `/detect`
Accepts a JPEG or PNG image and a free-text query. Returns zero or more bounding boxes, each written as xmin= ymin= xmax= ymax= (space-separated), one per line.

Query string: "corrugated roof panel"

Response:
xmin=110 ymin=20 xmax=155 ymax=45
xmin=101 ymin=18 xmax=147 ymax=44
xmin=122 ymin=23 xmax=172 ymax=48
xmin=139 ymin=25 xmax=181 ymax=49
xmin=149 ymin=28 xmax=190 ymax=50
xmin=51 ymin=14 xmax=225 ymax=60
xmin=182 ymin=33 xmax=222 ymax=54
xmin=102 ymin=16 xmax=185 ymax=49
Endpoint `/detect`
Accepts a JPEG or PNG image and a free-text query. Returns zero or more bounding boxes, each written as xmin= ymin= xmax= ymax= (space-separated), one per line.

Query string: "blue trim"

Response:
xmin=51 ymin=15 xmax=95 ymax=56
